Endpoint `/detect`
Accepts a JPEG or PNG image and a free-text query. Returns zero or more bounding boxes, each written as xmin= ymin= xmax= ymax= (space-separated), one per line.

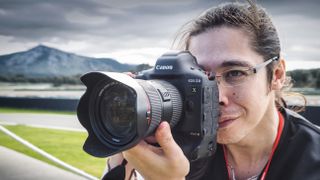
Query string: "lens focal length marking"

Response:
xmin=112 ymin=138 xmax=120 ymax=143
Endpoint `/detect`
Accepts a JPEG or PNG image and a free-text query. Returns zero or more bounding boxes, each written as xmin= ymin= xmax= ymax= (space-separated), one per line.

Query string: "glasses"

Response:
xmin=210 ymin=56 xmax=279 ymax=87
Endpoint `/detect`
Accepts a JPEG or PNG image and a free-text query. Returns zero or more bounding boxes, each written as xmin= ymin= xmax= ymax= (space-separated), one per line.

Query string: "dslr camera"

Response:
xmin=77 ymin=51 xmax=219 ymax=161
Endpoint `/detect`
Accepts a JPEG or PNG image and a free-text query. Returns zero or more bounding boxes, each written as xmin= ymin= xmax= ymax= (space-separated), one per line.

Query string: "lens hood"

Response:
xmin=77 ymin=72 xmax=150 ymax=157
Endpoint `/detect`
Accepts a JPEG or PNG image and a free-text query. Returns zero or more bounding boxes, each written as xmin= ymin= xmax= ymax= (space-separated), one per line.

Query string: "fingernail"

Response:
xmin=158 ymin=121 xmax=168 ymax=130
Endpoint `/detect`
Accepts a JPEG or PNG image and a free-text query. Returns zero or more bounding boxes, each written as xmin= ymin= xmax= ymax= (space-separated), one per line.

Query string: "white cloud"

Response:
xmin=286 ymin=60 xmax=320 ymax=71
xmin=0 ymin=9 xmax=7 ymax=15
xmin=0 ymin=35 xmax=37 ymax=54
xmin=95 ymin=47 xmax=171 ymax=65
xmin=273 ymin=14 xmax=320 ymax=69
xmin=0 ymin=0 xmax=319 ymax=71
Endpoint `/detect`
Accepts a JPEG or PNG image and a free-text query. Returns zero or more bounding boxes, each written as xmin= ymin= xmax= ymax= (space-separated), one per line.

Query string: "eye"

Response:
xmin=222 ymin=69 xmax=249 ymax=85
xmin=224 ymin=70 xmax=247 ymax=78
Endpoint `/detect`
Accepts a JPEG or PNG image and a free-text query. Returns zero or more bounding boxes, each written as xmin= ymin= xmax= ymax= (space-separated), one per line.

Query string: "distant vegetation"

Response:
xmin=3 ymin=45 xmax=315 ymax=88
xmin=0 ymin=74 xmax=82 ymax=85
xmin=0 ymin=66 xmax=319 ymax=88
xmin=287 ymin=68 xmax=320 ymax=88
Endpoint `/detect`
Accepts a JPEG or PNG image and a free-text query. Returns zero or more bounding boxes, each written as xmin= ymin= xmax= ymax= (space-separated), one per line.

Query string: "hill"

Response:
xmin=0 ymin=45 xmax=151 ymax=84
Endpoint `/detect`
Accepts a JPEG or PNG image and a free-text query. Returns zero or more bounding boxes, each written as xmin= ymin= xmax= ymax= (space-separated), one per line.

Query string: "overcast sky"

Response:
xmin=0 ymin=0 xmax=319 ymax=70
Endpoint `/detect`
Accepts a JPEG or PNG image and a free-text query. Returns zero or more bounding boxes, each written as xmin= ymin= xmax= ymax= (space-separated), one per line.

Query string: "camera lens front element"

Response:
xmin=99 ymin=83 xmax=137 ymax=139
xmin=90 ymin=81 xmax=138 ymax=147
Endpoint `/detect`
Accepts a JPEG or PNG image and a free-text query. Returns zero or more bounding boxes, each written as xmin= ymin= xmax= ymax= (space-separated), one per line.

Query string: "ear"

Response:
xmin=271 ymin=58 xmax=286 ymax=90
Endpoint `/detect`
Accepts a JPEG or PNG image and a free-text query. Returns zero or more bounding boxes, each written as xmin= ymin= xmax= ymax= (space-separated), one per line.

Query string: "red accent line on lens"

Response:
xmin=146 ymin=96 xmax=151 ymax=125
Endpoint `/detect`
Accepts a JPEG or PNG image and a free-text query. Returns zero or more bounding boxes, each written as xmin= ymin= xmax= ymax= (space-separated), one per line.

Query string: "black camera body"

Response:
xmin=77 ymin=51 xmax=219 ymax=161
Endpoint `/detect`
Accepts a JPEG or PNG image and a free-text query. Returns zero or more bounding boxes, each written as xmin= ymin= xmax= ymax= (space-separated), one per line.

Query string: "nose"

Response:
xmin=218 ymin=84 xmax=228 ymax=106
xmin=208 ymin=72 xmax=228 ymax=106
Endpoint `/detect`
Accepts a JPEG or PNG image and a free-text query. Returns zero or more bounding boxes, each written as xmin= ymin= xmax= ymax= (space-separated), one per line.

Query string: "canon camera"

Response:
xmin=77 ymin=51 xmax=219 ymax=161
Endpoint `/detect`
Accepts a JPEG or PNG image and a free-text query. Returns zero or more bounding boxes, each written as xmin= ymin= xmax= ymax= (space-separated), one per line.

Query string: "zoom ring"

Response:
xmin=153 ymin=80 xmax=182 ymax=127
xmin=137 ymin=80 xmax=162 ymax=135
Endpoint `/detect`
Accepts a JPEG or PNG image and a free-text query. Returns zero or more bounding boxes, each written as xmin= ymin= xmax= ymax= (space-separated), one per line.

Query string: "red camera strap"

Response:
xmin=223 ymin=111 xmax=284 ymax=180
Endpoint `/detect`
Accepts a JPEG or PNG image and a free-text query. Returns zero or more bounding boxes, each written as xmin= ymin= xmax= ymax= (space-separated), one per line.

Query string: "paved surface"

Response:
xmin=0 ymin=113 xmax=95 ymax=180
xmin=0 ymin=90 xmax=84 ymax=99
xmin=0 ymin=113 xmax=85 ymax=131
xmin=0 ymin=146 xmax=88 ymax=180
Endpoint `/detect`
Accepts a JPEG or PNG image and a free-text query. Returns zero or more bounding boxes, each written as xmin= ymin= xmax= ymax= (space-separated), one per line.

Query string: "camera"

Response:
xmin=77 ymin=51 xmax=219 ymax=161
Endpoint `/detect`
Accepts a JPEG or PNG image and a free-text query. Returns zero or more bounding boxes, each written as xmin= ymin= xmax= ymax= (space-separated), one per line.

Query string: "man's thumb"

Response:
xmin=155 ymin=121 xmax=181 ymax=156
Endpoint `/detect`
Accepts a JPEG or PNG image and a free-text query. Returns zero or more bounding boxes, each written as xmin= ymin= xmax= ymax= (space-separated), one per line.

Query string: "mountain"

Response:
xmin=0 ymin=45 xmax=148 ymax=83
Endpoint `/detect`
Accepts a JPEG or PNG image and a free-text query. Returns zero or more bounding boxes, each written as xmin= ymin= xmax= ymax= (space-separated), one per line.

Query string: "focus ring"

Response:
xmin=137 ymin=80 xmax=162 ymax=135
xmin=153 ymin=80 xmax=182 ymax=127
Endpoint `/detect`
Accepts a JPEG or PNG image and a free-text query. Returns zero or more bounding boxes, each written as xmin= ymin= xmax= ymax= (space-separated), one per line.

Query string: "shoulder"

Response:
xmin=187 ymin=145 xmax=228 ymax=180
xmin=282 ymin=108 xmax=320 ymax=136
xmin=267 ymin=108 xmax=320 ymax=180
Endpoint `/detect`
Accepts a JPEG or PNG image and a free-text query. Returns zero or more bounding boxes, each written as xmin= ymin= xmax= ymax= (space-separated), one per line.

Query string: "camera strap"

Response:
xmin=223 ymin=111 xmax=284 ymax=180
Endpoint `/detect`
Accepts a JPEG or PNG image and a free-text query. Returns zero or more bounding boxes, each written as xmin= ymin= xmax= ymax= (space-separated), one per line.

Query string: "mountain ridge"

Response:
xmin=0 ymin=45 xmax=149 ymax=83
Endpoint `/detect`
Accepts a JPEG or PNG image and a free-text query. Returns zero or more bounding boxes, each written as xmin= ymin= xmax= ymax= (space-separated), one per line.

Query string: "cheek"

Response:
xmin=230 ymin=89 xmax=249 ymax=103
xmin=232 ymin=92 xmax=240 ymax=99
xmin=232 ymin=81 xmax=270 ymax=120
xmin=217 ymin=89 xmax=262 ymax=144
xmin=229 ymin=86 xmax=265 ymax=117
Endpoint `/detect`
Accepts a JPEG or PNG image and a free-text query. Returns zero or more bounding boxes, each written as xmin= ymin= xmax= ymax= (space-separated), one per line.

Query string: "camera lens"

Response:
xmin=99 ymin=83 xmax=136 ymax=138
xmin=136 ymin=80 xmax=182 ymax=135
xmin=90 ymin=81 xmax=137 ymax=146
xmin=86 ymin=73 xmax=182 ymax=152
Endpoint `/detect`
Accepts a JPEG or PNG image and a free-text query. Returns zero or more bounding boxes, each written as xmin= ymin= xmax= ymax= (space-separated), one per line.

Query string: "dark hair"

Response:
xmin=175 ymin=1 xmax=280 ymax=79
xmin=173 ymin=1 xmax=297 ymax=109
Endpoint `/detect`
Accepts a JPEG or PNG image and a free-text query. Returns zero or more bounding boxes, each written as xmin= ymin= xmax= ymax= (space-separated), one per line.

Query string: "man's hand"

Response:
xmin=123 ymin=121 xmax=190 ymax=180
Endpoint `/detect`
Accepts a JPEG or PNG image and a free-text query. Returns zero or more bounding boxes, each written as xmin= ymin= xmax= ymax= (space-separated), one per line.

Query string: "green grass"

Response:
xmin=0 ymin=125 xmax=106 ymax=178
xmin=0 ymin=107 xmax=75 ymax=115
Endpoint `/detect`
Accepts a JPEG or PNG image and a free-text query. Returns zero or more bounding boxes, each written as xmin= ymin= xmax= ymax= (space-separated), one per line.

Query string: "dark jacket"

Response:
xmin=187 ymin=108 xmax=320 ymax=180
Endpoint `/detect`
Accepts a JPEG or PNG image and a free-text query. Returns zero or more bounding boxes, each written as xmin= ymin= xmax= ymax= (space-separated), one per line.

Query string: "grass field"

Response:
xmin=0 ymin=107 xmax=75 ymax=115
xmin=0 ymin=125 xmax=106 ymax=178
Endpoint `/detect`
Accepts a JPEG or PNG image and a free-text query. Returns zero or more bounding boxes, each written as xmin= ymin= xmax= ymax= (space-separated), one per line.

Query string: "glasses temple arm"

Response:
xmin=253 ymin=56 xmax=279 ymax=73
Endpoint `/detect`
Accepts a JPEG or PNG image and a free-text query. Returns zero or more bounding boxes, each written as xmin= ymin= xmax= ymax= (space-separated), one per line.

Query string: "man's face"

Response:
xmin=189 ymin=27 xmax=275 ymax=145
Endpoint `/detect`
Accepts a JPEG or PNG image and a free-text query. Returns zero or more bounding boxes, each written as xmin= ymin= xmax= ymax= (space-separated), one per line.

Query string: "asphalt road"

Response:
xmin=0 ymin=113 xmax=85 ymax=131
xmin=0 ymin=113 xmax=93 ymax=180
xmin=0 ymin=146 xmax=88 ymax=180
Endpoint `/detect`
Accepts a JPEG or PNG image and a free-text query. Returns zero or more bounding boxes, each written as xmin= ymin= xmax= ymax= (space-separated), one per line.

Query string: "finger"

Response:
xmin=123 ymin=141 xmax=163 ymax=172
xmin=125 ymin=72 xmax=136 ymax=78
xmin=155 ymin=121 xmax=182 ymax=157
xmin=124 ymin=140 xmax=159 ymax=159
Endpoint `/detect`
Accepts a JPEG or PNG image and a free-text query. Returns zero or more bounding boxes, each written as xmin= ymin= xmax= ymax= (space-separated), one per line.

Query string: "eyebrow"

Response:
xmin=197 ymin=59 xmax=253 ymax=71
xmin=220 ymin=60 xmax=252 ymax=68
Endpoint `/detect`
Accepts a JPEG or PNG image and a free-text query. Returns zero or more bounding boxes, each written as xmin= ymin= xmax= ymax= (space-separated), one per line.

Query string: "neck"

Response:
xmin=225 ymin=107 xmax=280 ymax=179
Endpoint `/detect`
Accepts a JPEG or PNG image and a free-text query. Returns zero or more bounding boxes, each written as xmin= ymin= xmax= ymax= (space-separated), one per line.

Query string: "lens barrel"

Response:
xmin=136 ymin=79 xmax=182 ymax=135
xmin=80 ymin=72 xmax=182 ymax=156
